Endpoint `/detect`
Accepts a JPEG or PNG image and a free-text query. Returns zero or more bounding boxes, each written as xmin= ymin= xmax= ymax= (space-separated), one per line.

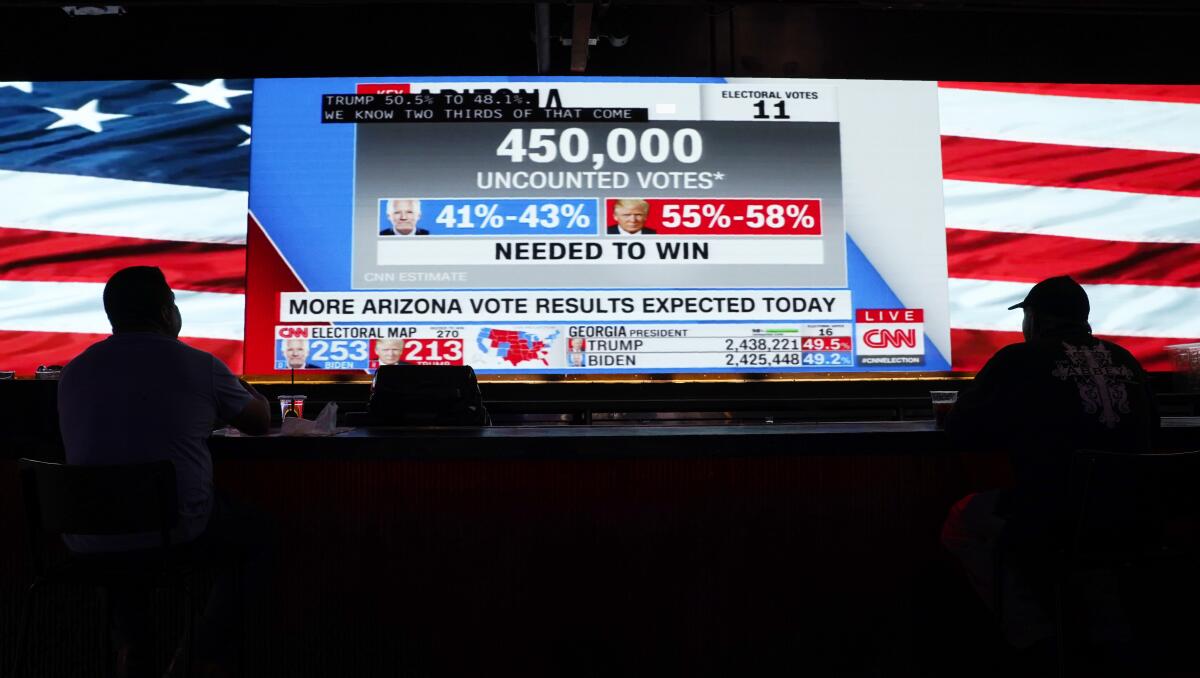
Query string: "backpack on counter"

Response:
xmin=367 ymin=364 xmax=490 ymax=426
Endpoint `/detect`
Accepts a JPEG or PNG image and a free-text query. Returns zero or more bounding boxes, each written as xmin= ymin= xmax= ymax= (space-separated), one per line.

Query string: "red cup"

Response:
xmin=278 ymin=395 xmax=306 ymax=419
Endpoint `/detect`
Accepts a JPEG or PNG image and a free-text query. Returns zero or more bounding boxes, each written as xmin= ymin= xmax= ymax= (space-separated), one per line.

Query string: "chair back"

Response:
xmin=18 ymin=458 xmax=179 ymax=571
xmin=1068 ymin=449 xmax=1200 ymax=559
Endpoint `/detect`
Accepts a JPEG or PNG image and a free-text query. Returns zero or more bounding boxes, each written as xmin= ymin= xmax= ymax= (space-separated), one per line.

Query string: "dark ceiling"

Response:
xmin=2 ymin=1 xmax=1198 ymax=82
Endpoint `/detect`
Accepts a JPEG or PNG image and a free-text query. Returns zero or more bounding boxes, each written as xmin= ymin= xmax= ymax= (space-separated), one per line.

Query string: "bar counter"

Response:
xmin=209 ymin=420 xmax=952 ymax=459
xmin=4 ymin=417 xmax=1198 ymax=676
xmin=207 ymin=417 xmax=1199 ymax=460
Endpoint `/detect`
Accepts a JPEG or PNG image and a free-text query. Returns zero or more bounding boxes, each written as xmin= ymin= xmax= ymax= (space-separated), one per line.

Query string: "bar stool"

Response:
xmin=995 ymin=449 xmax=1200 ymax=677
xmin=11 ymin=458 xmax=203 ymax=678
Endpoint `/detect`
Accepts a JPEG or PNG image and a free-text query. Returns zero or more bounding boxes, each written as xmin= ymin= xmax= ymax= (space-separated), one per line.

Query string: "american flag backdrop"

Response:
xmin=0 ymin=79 xmax=251 ymax=374
xmin=939 ymin=82 xmax=1200 ymax=372
xmin=1 ymin=79 xmax=1197 ymax=375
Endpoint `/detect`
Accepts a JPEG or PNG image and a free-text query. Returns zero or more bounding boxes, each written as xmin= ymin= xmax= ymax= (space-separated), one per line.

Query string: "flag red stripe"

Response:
xmin=938 ymin=82 xmax=1200 ymax=105
xmin=243 ymin=213 xmax=309 ymax=375
xmin=0 ymin=227 xmax=245 ymax=294
xmin=0 ymin=329 xmax=243 ymax=376
xmin=941 ymin=136 xmax=1200 ymax=198
xmin=951 ymin=328 xmax=1186 ymax=373
xmin=945 ymin=228 xmax=1200 ymax=288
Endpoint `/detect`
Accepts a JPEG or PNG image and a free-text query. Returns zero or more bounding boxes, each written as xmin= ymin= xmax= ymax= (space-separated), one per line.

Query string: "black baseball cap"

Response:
xmin=1007 ymin=275 xmax=1090 ymax=320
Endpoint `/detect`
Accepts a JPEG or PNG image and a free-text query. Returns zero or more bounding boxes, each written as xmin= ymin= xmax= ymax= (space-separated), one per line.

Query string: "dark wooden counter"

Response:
xmin=209 ymin=420 xmax=953 ymax=459
xmin=12 ymin=417 xmax=1194 ymax=463
xmin=207 ymin=417 xmax=1198 ymax=460
xmin=5 ymin=376 xmax=1197 ymax=459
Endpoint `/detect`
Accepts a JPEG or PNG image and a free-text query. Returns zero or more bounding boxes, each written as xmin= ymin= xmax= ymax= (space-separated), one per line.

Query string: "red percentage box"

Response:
xmin=801 ymin=336 xmax=851 ymax=352
xmin=604 ymin=198 xmax=821 ymax=236
xmin=371 ymin=338 xmax=464 ymax=367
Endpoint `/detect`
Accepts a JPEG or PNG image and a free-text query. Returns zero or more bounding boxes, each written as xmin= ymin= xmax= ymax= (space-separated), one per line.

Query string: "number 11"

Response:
xmin=752 ymin=100 xmax=791 ymax=120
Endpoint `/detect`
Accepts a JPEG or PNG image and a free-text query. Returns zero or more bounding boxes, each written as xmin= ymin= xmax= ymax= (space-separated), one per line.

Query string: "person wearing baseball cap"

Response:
xmin=1007 ymin=275 xmax=1092 ymax=339
xmin=940 ymin=275 xmax=1158 ymax=667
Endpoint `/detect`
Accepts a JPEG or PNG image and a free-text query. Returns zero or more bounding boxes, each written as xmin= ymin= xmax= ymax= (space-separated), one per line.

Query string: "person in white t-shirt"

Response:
xmin=58 ymin=265 xmax=271 ymax=678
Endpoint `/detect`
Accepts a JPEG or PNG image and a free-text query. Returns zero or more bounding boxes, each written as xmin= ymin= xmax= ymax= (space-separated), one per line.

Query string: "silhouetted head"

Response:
xmin=1008 ymin=275 xmax=1091 ymax=341
xmin=103 ymin=266 xmax=181 ymax=337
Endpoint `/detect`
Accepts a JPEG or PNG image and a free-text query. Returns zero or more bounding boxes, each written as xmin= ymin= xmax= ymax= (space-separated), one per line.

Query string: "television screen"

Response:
xmin=246 ymin=76 xmax=953 ymax=376
xmin=0 ymin=79 xmax=251 ymax=374
xmin=1 ymin=77 xmax=1195 ymax=376
xmin=936 ymin=81 xmax=1200 ymax=373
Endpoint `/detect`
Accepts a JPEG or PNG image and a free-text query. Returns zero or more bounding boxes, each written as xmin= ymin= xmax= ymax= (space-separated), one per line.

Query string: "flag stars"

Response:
xmin=44 ymin=99 xmax=130 ymax=133
xmin=238 ymin=124 xmax=251 ymax=147
xmin=174 ymin=79 xmax=251 ymax=110
xmin=0 ymin=82 xmax=33 ymax=93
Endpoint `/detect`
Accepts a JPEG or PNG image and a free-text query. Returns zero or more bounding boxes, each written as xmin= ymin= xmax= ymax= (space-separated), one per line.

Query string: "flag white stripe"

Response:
xmin=948 ymin=278 xmax=1200 ymax=338
xmin=0 ymin=280 xmax=244 ymax=340
xmin=0 ymin=170 xmax=247 ymax=244
xmin=943 ymin=179 xmax=1200 ymax=244
xmin=938 ymin=87 xmax=1200 ymax=155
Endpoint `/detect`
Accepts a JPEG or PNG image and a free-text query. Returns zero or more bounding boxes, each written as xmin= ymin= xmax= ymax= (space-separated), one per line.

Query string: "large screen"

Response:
xmin=0 ymin=79 xmax=251 ymax=374
xmin=1 ymin=78 xmax=1195 ymax=376
xmin=246 ymin=77 xmax=954 ymax=375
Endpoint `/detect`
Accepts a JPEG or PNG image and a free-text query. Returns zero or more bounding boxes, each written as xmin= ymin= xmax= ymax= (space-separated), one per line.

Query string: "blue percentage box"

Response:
xmin=377 ymin=198 xmax=599 ymax=236
xmin=801 ymin=351 xmax=853 ymax=368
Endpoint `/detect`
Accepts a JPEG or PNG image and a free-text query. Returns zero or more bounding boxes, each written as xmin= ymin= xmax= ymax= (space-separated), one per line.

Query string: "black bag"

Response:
xmin=367 ymin=365 xmax=490 ymax=426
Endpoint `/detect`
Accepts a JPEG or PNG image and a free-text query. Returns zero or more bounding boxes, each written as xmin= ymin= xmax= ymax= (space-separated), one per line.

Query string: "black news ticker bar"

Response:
xmin=321 ymin=100 xmax=648 ymax=124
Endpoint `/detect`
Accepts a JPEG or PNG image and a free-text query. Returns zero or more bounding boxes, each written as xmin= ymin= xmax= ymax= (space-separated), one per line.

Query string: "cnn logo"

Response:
xmin=862 ymin=328 xmax=918 ymax=349
xmin=855 ymin=309 xmax=924 ymax=358
xmin=277 ymin=327 xmax=310 ymax=339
